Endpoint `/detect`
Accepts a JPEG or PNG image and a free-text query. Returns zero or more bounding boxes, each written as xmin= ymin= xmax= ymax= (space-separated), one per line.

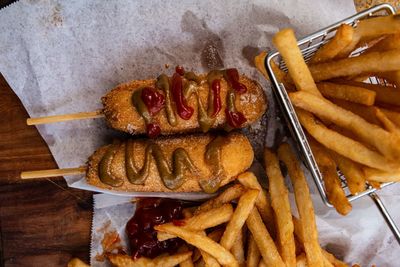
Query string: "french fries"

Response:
xmin=289 ymin=90 xmax=400 ymax=160
xmin=363 ymin=167 xmax=400 ymax=183
xmin=278 ymin=143 xmax=325 ymax=267
xmin=272 ymin=28 xmax=321 ymax=96
xmin=154 ymin=224 xmax=239 ymax=267
xmin=231 ymin=230 xmax=245 ymax=267
xmin=316 ymin=82 xmax=376 ymax=106
xmin=374 ymin=107 xmax=400 ymax=134
xmin=246 ymin=208 xmax=285 ymax=267
xmin=330 ymin=151 xmax=366 ymax=195
xmin=254 ymin=51 xmax=269 ymax=80
xmin=246 ymin=233 xmax=260 ymax=267
xmin=196 ymin=184 xmax=245 ymax=214
xmin=264 ymin=148 xmax=296 ymax=266
xmin=336 ymin=14 xmax=400 ymax=58
xmin=292 ymin=216 xmax=348 ymax=267
xmin=335 ymin=80 xmax=400 ymax=106
xmin=308 ymin=140 xmax=352 ymax=215
xmin=237 ymin=172 xmax=276 ymax=235
xmin=157 ymin=204 xmax=233 ymax=241
xmin=220 ymin=189 xmax=259 ymax=250
xmin=332 ymin=98 xmax=382 ymax=126
xmin=107 ymin=252 xmax=193 ymax=267
xmin=309 ymin=24 xmax=354 ymax=64
xmin=296 ymin=109 xmax=397 ymax=171
xmin=309 ymin=49 xmax=400 ymax=82
xmin=179 ymin=245 xmax=195 ymax=267
xmin=112 ymin=156 xmax=354 ymax=266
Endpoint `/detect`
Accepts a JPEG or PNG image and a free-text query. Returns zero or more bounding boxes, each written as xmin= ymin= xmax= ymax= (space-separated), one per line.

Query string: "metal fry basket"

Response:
xmin=265 ymin=3 xmax=400 ymax=243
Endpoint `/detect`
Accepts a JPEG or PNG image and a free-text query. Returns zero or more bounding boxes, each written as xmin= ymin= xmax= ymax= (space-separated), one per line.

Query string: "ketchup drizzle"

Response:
xmin=146 ymin=123 xmax=161 ymax=138
xmin=225 ymin=68 xmax=247 ymax=94
xmin=211 ymin=79 xmax=222 ymax=117
xmin=225 ymin=109 xmax=247 ymax=128
xmin=171 ymin=73 xmax=194 ymax=120
xmin=141 ymin=87 xmax=165 ymax=116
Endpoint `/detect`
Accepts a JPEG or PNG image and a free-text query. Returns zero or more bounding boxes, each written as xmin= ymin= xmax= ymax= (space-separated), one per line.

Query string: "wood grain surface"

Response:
xmin=0 ymin=74 xmax=93 ymax=267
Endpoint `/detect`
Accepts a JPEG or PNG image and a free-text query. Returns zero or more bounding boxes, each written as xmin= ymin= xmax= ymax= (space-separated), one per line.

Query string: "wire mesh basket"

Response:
xmin=265 ymin=3 xmax=400 ymax=243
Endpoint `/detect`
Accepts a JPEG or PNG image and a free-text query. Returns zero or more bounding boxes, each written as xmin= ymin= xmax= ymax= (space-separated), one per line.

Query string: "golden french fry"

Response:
xmin=363 ymin=167 xmax=400 ymax=182
xmin=107 ymin=252 xmax=193 ymax=267
xmin=179 ymin=245 xmax=194 ymax=267
xmin=193 ymin=229 xmax=224 ymax=264
xmin=196 ymin=184 xmax=245 ymax=214
xmin=246 ymin=233 xmax=261 ymax=267
xmin=246 ymin=208 xmax=285 ymax=267
xmin=337 ymin=80 xmax=400 ymax=107
xmin=296 ymin=253 xmax=308 ymax=267
xmin=231 ymin=230 xmax=245 ymax=267
xmin=154 ymin=224 xmax=238 ymax=267
xmin=292 ymin=217 xmax=347 ymax=267
xmin=365 ymin=34 xmax=400 ymax=53
xmin=331 ymin=98 xmax=381 ymax=126
xmin=67 ymin=258 xmax=90 ymax=267
xmin=264 ymin=148 xmax=296 ymax=267
xmin=330 ymin=151 xmax=366 ymax=195
xmin=310 ymin=24 xmax=354 ymax=64
xmin=309 ymin=49 xmax=400 ymax=82
xmin=368 ymin=180 xmax=381 ymax=189
xmin=199 ymin=231 xmax=220 ymax=267
xmin=308 ymin=140 xmax=352 ymax=215
xmin=272 ymin=28 xmax=321 ymax=96
xmin=220 ymin=189 xmax=259 ymax=250
xmin=374 ymin=108 xmax=400 ymax=134
xmin=381 ymin=108 xmax=400 ymax=127
xmin=290 ymin=91 xmax=400 ymax=160
xmin=258 ymin=260 xmax=267 ymax=267
xmin=296 ymin=109 xmax=397 ymax=171
xmin=254 ymin=51 xmax=270 ymax=80
xmin=158 ymin=204 xmax=233 ymax=241
xmin=316 ymin=82 xmax=376 ymax=106
xmin=277 ymin=143 xmax=325 ymax=267
xmin=336 ymin=15 xmax=400 ymax=58
xmin=237 ymin=172 xmax=276 ymax=235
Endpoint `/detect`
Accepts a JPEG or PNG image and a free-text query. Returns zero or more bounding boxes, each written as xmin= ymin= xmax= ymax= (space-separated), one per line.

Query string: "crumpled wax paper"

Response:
xmin=1 ymin=0 xmax=399 ymax=265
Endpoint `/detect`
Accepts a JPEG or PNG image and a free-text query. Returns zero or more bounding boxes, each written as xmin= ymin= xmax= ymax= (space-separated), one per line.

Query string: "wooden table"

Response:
xmin=0 ymin=74 xmax=93 ymax=266
xmin=0 ymin=1 xmax=398 ymax=266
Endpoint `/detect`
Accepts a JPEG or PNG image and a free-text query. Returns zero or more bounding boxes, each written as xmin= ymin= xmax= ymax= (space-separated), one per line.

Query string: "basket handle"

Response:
xmin=369 ymin=192 xmax=400 ymax=245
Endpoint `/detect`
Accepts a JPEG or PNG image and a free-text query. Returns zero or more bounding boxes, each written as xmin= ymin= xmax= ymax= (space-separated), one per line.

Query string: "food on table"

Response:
xmin=27 ymin=67 xmax=267 ymax=138
xmin=104 ymin=146 xmax=351 ymax=266
xmin=87 ymin=132 xmax=253 ymax=193
xmin=256 ymin=13 xmax=400 ymax=215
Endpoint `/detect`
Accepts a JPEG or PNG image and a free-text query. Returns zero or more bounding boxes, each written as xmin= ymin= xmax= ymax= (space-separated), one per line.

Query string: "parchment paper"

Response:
xmin=91 ymin=190 xmax=400 ymax=267
xmin=1 ymin=0 xmax=399 ymax=265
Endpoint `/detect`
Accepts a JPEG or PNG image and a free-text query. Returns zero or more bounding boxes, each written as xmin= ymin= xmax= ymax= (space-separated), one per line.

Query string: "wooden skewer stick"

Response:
xmin=20 ymin=166 xmax=87 ymax=179
xmin=26 ymin=110 xmax=104 ymax=126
